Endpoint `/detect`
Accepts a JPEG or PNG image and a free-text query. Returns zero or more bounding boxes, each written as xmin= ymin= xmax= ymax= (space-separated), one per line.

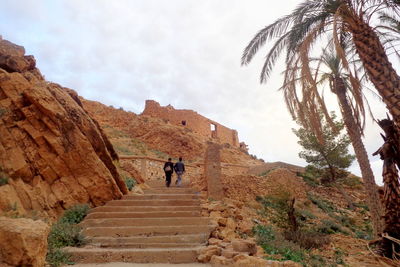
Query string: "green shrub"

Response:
xmin=48 ymin=222 xmax=86 ymax=249
xmin=47 ymin=204 xmax=89 ymax=266
xmin=258 ymin=168 xmax=275 ymax=176
xmin=340 ymin=175 xmax=363 ymax=187
xmin=125 ymin=178 xmax=137 ymax=191
xmin=354 ymin=202 xmax=369 ymax=211
xmin=354 ymin=221 xmax=373 ymax=240
xmin=256 ymin=191 xmax=294 ymax=228
xmin=0 ymin=172 xmax=8 ymax=186
xmin=334 ymin=214 xmax=356 ymax=228
xmin=307 ymin=193 xmax=336 ymax=213
xmin=253 ymin=225 xmax=275 ymax=244
xmin=355 ymin=230 xmax=372 ymax=240
xmin=284 ymin=230 xmax=330 ymax=249
xmin=297 ymin=166 xmax=321 ymax=187
xmin=262 ymin=239 xmax=306 ymax=263
xmin=46 ymin=248 xmax=73 ymax=267
xmin=59 ymin=204 xmax=89 ymax=224
xmin=334 ymin=248 xmax=347 ymax=264
xmin=253 ymin=225 xmax=306 ymax=264
xmin=307 ymin=254 xmax=328 ymax=267
xmin=298 ymin=209 xmax=316 ymax=221
xmin=317 ymin=219 xmax=349 ymax=235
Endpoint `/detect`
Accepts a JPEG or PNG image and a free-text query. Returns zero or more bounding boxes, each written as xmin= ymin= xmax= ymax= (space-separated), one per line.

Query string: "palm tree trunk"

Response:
xmin=334 ymin=77 xmax=384 ymax=237
xmin=373 ymin=119 xmax=400 ymax=258
xmin=346 ymin=16 xmax=400 ymax=128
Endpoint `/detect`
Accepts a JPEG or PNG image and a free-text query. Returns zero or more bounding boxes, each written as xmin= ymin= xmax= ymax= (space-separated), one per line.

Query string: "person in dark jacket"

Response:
xmin=174 ymin=157 xmax=185 ymax=187
xmin=163 ymin=158 xmax=174 ymax=187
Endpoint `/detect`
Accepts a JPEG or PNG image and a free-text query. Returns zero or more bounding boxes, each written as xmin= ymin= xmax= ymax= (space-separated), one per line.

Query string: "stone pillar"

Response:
xmin=140 ymin=158 xmax=147 ymax=181
xmin=204 ymin=142 xmax=224 ymax=200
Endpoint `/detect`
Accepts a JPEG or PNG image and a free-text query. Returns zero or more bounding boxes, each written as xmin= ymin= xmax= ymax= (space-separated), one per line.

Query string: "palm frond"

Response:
xmin=241 ymin=15 xmax=293 ymax=66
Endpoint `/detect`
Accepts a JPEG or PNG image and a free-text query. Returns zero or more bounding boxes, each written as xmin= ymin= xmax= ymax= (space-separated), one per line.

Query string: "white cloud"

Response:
xmin=0 ymin=0 xmax=389 ymax=185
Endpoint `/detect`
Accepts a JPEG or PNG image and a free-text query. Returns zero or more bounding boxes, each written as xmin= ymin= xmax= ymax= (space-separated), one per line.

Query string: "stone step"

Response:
xmin=81 ymin=217 xmax=210 ymax=228
xmin=89 ymin=234 xmax=208 ymax=247
xmin=93 ymin=243 xmax=201 ymax=249
xmin=89 ymin=206 xmax=201 ymax=213
xmin=84 ymin=225 xmax=215 ymax=238
xmin=122 ymin=194 xmax=200 ymax=200
xmin=106 ymin=200 xmax=200 ymax=207
xmin=65 ymin=247 xmax=202 ymax=264
xmin=144 ymin=189 xmax=198 ymax=194
xmin=86 ymin=211 xmax=201 ymax=219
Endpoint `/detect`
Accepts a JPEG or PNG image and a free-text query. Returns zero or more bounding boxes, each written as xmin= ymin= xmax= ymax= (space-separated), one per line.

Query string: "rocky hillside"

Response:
xmin=0 ymin=38 xmax=389 ymax=267
xmin=82 ymin=98 xmax=261 ymax=166
xmin=81 ymin=99 xmax=391 ymax=266
xmin=0 ymin=38 xmax=127 ymax=220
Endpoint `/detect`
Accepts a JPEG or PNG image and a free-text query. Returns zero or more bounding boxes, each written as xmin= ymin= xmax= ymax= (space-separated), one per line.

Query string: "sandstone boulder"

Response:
xmin=210 ymin=255 xmax=234 ymax=266
xmin=198 ymin=245 xmax=222 ymax=263
xmin=232 ymin=239 xmax=257 ymax=255
xmin=0 ymin=217 xmax=49 ymax=267
xmin=208 ymin=237 xmax=223 ymax=246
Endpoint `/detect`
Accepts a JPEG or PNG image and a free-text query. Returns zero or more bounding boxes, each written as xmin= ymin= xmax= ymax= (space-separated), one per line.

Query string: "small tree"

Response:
xmin=293 ymin=112 xmax=355 ymax=183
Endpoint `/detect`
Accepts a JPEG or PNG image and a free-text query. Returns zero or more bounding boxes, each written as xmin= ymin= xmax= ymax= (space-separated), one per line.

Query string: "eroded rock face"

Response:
xmin=0 ymin=217 xmax=50 ymax=267
xmin=0 ymin=39 xmax=127 ymax=219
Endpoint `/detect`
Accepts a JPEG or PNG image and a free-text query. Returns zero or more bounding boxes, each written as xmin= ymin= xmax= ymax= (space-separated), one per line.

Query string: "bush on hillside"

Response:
xmin=125 ymin=177 xmax=137 ymax=191
xmin=307 ymin=193 xmax=336 ymax=213
xmin=256 ymin=190 xmax=295 ymax=228
xmin=283 ymin=230 xmax=330 ymax=249
xmin=48 ymin=222 xmax=86 ymax=249
xmin=253 ymin=225 xmax=306 ymax=263
xmin=317 ymin=219 xmax=350 ymax=235
xmin=59 ymin=204 xmax=89 ymax=224
xmin=297 ymin=165 xmax=321 ymax=187
xmin=0 ymin=171 xmax=9 ymax=186
xmin=47 ymin=204 xmax=89 ymax=267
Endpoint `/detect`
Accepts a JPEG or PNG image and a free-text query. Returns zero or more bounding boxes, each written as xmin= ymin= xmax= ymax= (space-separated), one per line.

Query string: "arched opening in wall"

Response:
xmin=210 ymin=123 xmax=217 ymax=138
xmin=182 ymin=120 xmax=186 ymax=126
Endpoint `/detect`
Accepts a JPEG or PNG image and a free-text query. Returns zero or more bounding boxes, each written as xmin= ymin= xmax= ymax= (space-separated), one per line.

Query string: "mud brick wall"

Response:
xmin=142 ymin=100 xmax=239 ymax=147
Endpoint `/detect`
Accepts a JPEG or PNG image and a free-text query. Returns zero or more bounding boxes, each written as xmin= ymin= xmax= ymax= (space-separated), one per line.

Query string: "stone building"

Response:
xmin=142 ymin=100 xmax=240 ymax=147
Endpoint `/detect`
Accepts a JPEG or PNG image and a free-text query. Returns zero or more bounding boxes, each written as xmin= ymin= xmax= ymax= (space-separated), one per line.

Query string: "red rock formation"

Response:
xmin=0 ymin=39 xmax=127 ymax=219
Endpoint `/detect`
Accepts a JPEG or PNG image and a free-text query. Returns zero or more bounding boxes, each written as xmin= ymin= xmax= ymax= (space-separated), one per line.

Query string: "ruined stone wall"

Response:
xmin=142 ymin=100 xmax=239 ymax=147
xmin=120 ymin=156 xmax=203 ymax=185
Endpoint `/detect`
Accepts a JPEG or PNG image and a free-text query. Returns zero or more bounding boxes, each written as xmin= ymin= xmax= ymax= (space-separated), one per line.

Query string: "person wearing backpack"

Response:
xmin=163 ymin=158 xmax=174 ymax=187
xmin=174 ymin=157 xmax=185 ymax=187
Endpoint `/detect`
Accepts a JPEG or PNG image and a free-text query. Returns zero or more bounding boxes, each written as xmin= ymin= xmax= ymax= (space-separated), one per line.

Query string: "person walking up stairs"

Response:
xmin=66 ymin=181 xmax=214 ymax=264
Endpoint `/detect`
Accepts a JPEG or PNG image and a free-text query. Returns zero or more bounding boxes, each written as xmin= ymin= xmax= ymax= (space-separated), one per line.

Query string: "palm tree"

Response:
xmin=317 ymin=47 xmax=384 ymax=235
xmin=373 ymin=118 xmax=400 ymax=258
xmin=377 ymin=11 xmax=400 ymax=59
xmin=241 ymin=0 xmax=400 ymax=130
xmin=242 ymin=0 xmax=400 ymax=256
xmin=241 ymin=0 xmax=400 ymax=247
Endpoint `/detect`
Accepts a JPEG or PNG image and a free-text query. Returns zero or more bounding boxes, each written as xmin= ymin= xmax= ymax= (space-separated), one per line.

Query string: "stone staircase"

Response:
xmin=66 ymin=181 xmax=214 ymax=264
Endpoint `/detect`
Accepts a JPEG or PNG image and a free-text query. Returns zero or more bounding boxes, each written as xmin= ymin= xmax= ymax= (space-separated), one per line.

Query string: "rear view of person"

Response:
xmin=174 ymin=157 xmax=185 ymax=187
xmin=163 ymin=158 xmax=174 ymax=187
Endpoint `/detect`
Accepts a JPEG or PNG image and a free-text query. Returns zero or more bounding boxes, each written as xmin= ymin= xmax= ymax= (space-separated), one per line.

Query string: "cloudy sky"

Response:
xmin=0 ymin=0 xmax=391 ymax=184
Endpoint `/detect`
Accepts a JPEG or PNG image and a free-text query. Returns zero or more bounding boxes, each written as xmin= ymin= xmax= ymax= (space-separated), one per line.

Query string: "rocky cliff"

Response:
xmin=0 ymin=38 xmax=127 ymax=219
